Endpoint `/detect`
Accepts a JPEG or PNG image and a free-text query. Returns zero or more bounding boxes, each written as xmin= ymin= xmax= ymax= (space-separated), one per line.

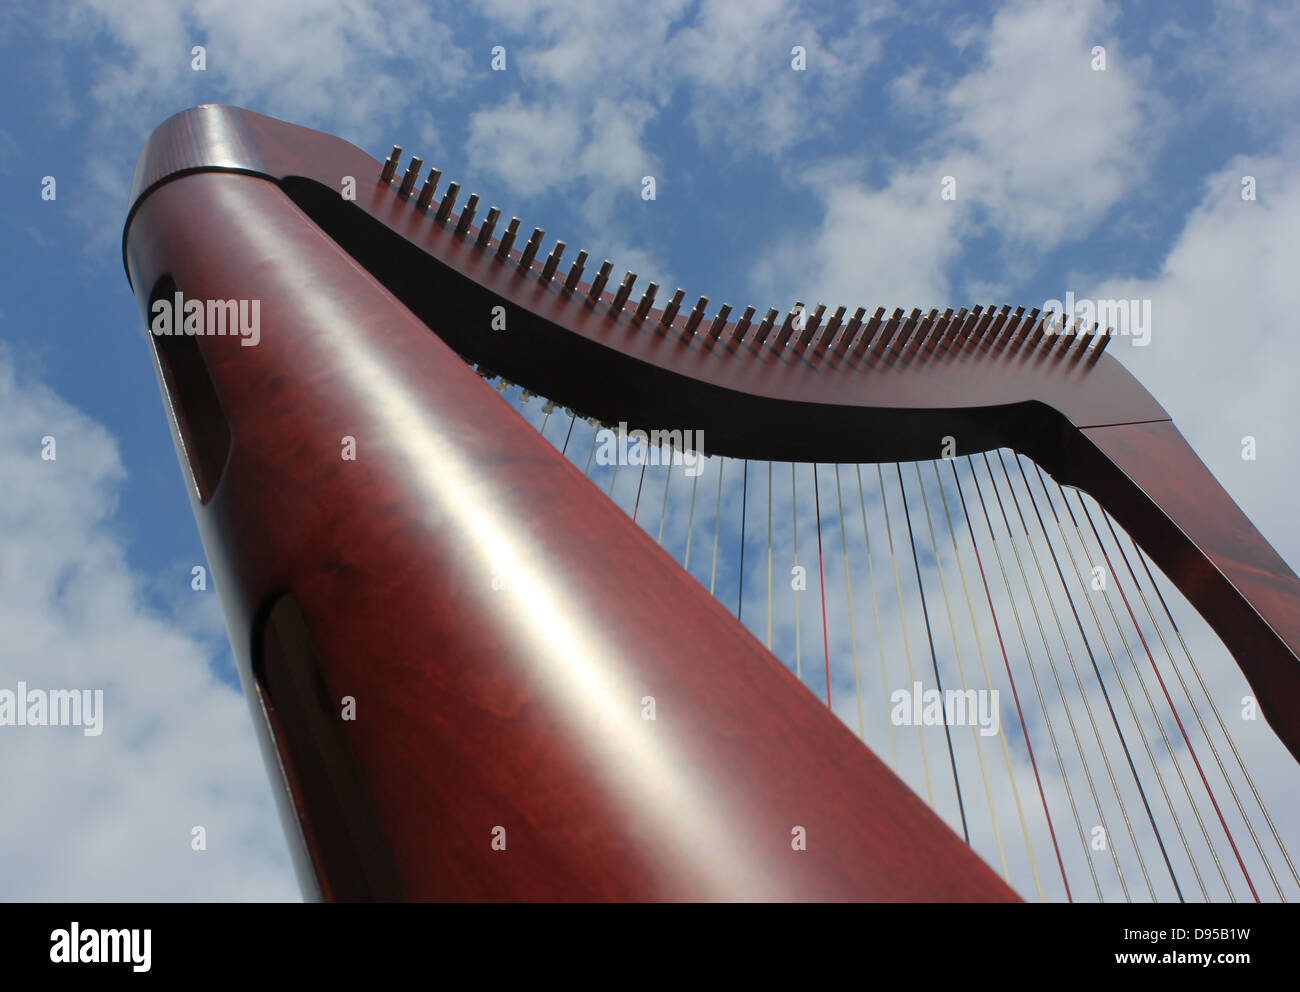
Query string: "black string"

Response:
xmin=560 ymin=412 xmax=577 ymax=457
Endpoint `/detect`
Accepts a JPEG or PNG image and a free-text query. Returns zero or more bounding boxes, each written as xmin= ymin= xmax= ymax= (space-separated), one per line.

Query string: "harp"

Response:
xmin=122 ymin=105 xmax=1300 ymax=902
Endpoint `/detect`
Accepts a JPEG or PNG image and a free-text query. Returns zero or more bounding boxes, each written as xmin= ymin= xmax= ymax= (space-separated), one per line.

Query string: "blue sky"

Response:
xmin=2 ymin=0 xmax=1299 ymax=900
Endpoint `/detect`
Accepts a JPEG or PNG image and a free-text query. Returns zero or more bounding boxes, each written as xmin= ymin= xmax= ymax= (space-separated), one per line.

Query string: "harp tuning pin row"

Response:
xmin=754 ymin=307 xmax=779 ymax=345
xmin=435 ymin=182 xmax=460 ymax=223
xmin=455 ymin=194 xmax=480 ymax=237
xmin=398 ymin=156 xmax=422 ymax=199
xmin=476 ymin=206 xmax=500 ymax=248
xmin=416 ymin=168 xmax=442 ymax=211
xmin=381 ymin=145 xmax=402 ymax=184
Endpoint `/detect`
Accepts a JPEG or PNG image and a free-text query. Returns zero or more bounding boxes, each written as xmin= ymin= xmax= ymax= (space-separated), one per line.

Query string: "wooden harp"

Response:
xmin=122 ymin=105 xmax=1300 ymax=901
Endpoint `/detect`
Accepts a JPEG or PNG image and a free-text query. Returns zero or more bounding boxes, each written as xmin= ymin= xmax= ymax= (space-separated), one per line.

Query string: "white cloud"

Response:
xmin=1087 ymin=145 xmax=1300 ymax=570
xmin=0 ymin=346 xmax=298 ymax=900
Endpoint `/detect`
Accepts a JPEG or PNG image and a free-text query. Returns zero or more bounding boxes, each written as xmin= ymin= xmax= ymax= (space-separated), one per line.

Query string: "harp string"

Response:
xmin=933 ymin=461 xmax=1043 ymax=899
xmin=791 ymin=465 xmax=802 ymax=683
xmin=969 ymin=454 xmax=1103 ymax=900
xmin=1074 ymin=491 xmax=1260 ymax=902
xmin=1024 ymin=459 xmax=1191 ymax=902
xmin=1041 ymin=468 xmax=1213 ymax=901
xmin=994 ymin=450 xmax=1151 ymax=902
xmin=834 ymin=466 xmax=866 ymax=741
xmin=498 ymin=382 xmax=1296 ymax=902
xmin=856 ymin=465 xmax=897 ymax=774
xmin=878 ymin=464 xmax=936 ymax=809
xmin=737 ymin=462 xmax=748 ymax=622
xmin=1121 ymin=515 xmax=1299 ymax=893
xmin=814 ymin=467 xmax=832 ymax=709
xmin=951 ymin=458 xmax=1068 ymax=900
xmin=898 ymin=463 xmax=969 ymax=842
xmin=915 ymin=463 xmax=1010 ymax=881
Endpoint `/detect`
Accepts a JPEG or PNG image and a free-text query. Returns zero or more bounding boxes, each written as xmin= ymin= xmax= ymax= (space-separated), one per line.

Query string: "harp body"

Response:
xmin=122 ymin=105 xmax=1300 ymax=901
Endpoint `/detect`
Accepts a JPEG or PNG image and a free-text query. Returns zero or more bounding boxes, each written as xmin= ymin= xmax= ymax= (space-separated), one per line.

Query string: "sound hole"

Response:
xmin=145 ymin=275 xmax=232 ymax=504
xmin=253 ymin=592 xmax=403 ymax=901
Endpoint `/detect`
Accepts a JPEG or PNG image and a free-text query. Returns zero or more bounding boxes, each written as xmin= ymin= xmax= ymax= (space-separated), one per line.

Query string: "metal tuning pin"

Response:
xmin=495 ymin=217 xmax=520 ymax=260
xmin=906 ymin=309 xmax=937 ymax=356
xmin=1089 ymin=327 xmax=1113 ymax=361
xmin=815 ymin=306 xmax=845 ymax=354
xmin=923 ymin=308 xmax=954 ymax=354
xmin=731 ymin=305 xmax=756 ymax=343
xmin=1029 ymin=311 xmax=1051 ymax=348
xmin=840 ymin=307 xmax=866 ymax=355
xmin=775 ymin=303 xmax=802 ymax=349
xmin=564 ymin=250 xmax=588 ymax=294
xmin=634 ymin=283 xmax=660 ymax=322
xmin=476 ymin=206 xmax=500 ymax=247
xmin=588 ymin=260 xmax=612 ymax=301
xmin=891 ymin=308 xmax=922 ymax=356
xmin=660 ymin=289 xmax=685 ymax=328
xmin=871 ymin=309 xmax=903 ymax=356
xmin=455 ymin=194 xmax=479 ymax=237
xmin=754 ymin=307 xmax=779 ymax=345
xmin=707 ymin=303 xmax=731 ymax=342
xmin=1074 ymin=322 xmax=1098 ymax=359
xmin=612 ymin=272 xmax=636 ymax=314
xmin=435 ymin=182 xmax=460 ymax=224
xmin=683 ymin=296 xmax=708 ymax=338
xmin=995 ymin=306 xmax=1024 ymax=350
xmin=796 ymin=304 xmax=825 ymax=350
xmin=540 ymin=241 xmax=565 ymax=283
xmin=398 ymin=156 xmax=422 ymax=199
xmin=416 ymin=168 xmax=442 ymax=211
xmin=1013 ymin=307 xmax=1038 ymax=346
xmin=518 ymin=228 xmax=544 ymax=272
xmin=381 ymin=145 xmax=402 ymax=184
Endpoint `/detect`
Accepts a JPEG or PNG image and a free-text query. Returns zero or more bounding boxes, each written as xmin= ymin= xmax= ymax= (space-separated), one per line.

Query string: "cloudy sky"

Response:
xmin=1 ymin=0 xmax=1298 ymax=901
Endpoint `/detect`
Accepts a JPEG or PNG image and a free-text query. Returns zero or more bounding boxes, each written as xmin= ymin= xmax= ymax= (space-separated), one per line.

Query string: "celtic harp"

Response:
xmin=122 ymin=105 xmax=1300 ymax=902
